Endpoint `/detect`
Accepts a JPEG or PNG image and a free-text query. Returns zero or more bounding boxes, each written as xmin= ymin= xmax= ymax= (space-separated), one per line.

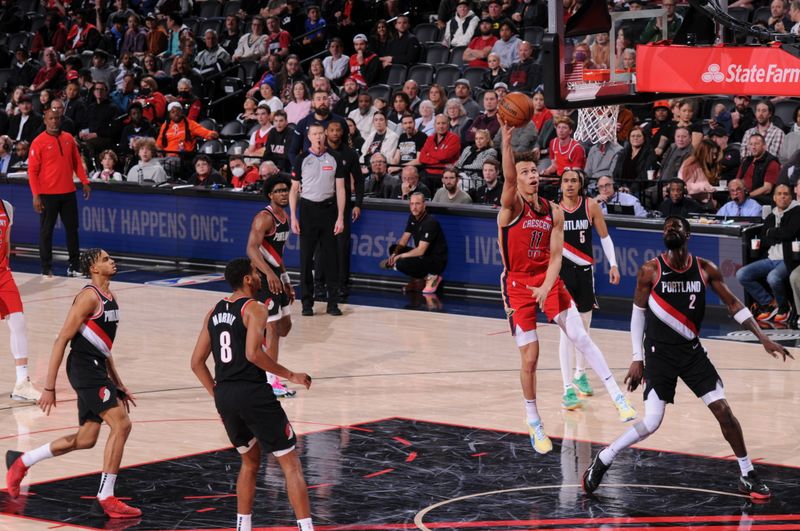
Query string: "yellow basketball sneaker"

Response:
xmin=527 ymin=420 xmax=553 ymax=454
xmin=613 ymin=393 xmax=637 ymax=422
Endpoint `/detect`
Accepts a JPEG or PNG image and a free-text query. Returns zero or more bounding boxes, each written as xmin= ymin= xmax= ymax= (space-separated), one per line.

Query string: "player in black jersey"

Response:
xmin=246 ymin=174 xmax=296 ymax=398
xmin=5 ymin=249 xmax=140 ymax=519
xmin=191 ymin=258 xmax=313 ymax=531
xmin=583 ymin=217 xmax=793 ymax=499
xmin=558 ymin=169 xmax=620 ymax=410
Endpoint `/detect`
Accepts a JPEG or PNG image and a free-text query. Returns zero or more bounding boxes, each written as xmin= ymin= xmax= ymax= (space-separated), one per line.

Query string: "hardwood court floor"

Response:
xmin=0 ymin=272 xmax=798 ymax=530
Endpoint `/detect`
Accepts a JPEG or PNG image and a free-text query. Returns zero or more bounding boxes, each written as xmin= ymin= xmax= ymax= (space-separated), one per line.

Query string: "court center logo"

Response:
xmin=701 ymin=64 xmax=725 ymax=83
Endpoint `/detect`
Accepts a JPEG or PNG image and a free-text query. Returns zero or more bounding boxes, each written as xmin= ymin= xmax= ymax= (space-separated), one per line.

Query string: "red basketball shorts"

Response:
xmin=501 ymin=270 xmax=573 ymax=346
xmin=0 ymin=270 xmax=23 ymax=318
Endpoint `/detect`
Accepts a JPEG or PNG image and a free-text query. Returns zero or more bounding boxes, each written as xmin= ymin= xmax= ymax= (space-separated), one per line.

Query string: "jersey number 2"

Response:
xmin=219 ymin=331 xmax=233 ymax=363
xmin=689 ymin=294 xmax=696 ymax=310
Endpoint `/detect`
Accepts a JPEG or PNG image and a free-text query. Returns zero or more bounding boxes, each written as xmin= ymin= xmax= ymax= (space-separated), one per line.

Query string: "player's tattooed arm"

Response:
xmin=701 ymin=258 xmax=793 ymax=362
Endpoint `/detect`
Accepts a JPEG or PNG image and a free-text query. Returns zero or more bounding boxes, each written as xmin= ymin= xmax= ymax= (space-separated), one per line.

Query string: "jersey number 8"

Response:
xmin=219 ymin=331 xmax=233 ymax=363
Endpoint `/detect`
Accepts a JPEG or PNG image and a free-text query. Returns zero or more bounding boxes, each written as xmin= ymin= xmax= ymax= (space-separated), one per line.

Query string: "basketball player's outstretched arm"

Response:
xmin=39 ymin=290 xmax=101 ymax=415
xmin=498 ymin=121 xmax=519 ymax=211
xmin=243 ymin=302 xmax=312 ymax=389
xmin=190 ymin=310 xmax=217 ymax=397
xmin=700 ymin=258 xmax=793 ymax=361
xmin=587 ymin=197 xmax=620 ymax=285
xmin=626 ymin=260 xmax=658 ymax=392
xmin=529 ymin=207 xmax=565 ymax=303
xmin=246 ymin=212 xmax=283 ymax=295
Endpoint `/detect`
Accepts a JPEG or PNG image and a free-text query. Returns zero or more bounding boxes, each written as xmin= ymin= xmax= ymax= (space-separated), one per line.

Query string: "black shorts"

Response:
xmin=255 ymin=272 xmax=291 ymax=323
xmin=559 ymin=261 xmax=597 ymax=313
xmin=66 ymin=352 xmax=119 ymax=425
xmin=643 ymin=337 xmax=722 ymax=404
xmin=214 ymin=381 xmax=297 ymax=454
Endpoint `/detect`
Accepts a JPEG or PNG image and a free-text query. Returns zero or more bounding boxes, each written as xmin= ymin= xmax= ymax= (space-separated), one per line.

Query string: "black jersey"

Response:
xmin=646 ymin=254 xmax=706 ymax=345
xmin=70 ymin=285 xmax=119 ymax=360
xmin=560 ymin=197 xmax=594 ymax=266
xmin=208 ymin=297 xmax=265 ymax=384
xmin=258 ymin=205 xmax=289 ymax=274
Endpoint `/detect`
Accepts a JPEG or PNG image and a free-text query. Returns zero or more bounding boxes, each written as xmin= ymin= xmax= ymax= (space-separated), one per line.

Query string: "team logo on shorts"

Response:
xmin=99 ymin=386 xmax=111 ymax=402
xmin=268 ymin=299 xmax=275 ymax=310
xmin=285 ymin=422 xmax=294 ymax=439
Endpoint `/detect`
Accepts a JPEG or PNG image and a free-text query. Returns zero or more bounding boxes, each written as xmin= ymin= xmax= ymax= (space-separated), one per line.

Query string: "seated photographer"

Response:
xmin=379 ymin=192 xmax=448 ymax=295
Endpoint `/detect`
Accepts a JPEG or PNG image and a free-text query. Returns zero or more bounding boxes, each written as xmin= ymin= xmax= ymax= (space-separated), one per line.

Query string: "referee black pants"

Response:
xmin=314 ymin=205 xmax=352 ymax=292
xmin=39 ymin=192 xmax=80 ymax=274
xmin=300 ymin=197 xmax=340 ymax=309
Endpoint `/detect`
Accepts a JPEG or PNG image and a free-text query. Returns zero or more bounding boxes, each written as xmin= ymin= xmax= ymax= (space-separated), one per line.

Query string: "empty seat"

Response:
xmin=408 ymin=64 xmax=435 ymax=86
xmin=462 ymin=66 xmax=486 ymax=90
xmin=413 ymin=23 xmax=439 ymax=43
xmin=227 ymin=139 xmax=250 ymax=155
xmin=752 ymin=5 xmax=770 ymax=23
xmin=425 ymin=43 xmax=450 ymax=65
xmin=198 ymin=118 xmax=218 ymax=131
xmin=367 ymin=84 xmax=391 ymax=102
xmin=198 ymin=0 xmax=223 ymax=18
xmin=195 ymin=18 xmax=222 ymax=38
xmin=220 ymin=120 xmax=246 ymax=138
xmin=522 ymin=26 xmax=544 ymax=47
xmin=434 ymin=64 xmax=460 ymax=88
xmin=221 ymin=77 xmax=244 ymax=95
xmin=222 ymin=0 xmax=242 ymax=17
xmin=386 ymin=64 xmax=408 ymax=88
xmin=199 ymin=139 xmax=226 ymax=154
xmin=238 ymin=61 xmax=260 ymax=84
xmin=774 ymin=99 xmax=799 ymax=128
xmin=8 ymin=32 xmax=32 ymax=52
xmin=450 ymin=45 xmax=466 ymax=66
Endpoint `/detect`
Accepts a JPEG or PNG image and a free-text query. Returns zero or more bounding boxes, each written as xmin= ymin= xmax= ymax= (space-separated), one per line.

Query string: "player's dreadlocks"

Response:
xmin=79 ymin=248 xmax=103 ymax=277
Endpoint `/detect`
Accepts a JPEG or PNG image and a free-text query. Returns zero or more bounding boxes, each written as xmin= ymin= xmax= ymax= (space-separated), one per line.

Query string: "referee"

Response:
xmin=289 ymin=123 xmax=345 ymax=316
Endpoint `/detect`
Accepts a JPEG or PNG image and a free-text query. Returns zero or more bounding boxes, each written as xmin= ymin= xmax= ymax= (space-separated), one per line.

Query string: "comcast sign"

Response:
xmin=701 ymin=62 xmax=800 ymax=84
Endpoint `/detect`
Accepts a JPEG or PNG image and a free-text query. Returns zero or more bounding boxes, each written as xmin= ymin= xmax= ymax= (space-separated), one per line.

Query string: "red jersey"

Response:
xmin=548 ymin=137 xmax=586 ymax=175
xmin=0 ymin=200 xmax=13 ymax=272
xmin=499 ymin=197 xmax=553 ymax=275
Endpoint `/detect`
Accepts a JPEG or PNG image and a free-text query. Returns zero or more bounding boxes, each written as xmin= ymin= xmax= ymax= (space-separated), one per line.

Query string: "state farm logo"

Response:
xmin=701 ymin=64 xmax=724 ymax=83
xmin=700 ymin=62 xmax=800 ymax=84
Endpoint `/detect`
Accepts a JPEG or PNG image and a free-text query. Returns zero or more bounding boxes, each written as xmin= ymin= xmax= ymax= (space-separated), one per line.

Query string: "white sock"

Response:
xmin=737 ymin=456 xmax=754 ymax=476
xmin=15 ymin=364 xmax=28 ymax=384
xmin=599 ymin=390 xmax=666 ymax=466
xmin=97 ymin=472 xmax=117 ymax=500
xmin=524 ymin=399 xmax=540 ymax=424
xmin=558 ymin=327 xmax=574 ymax=390
xmin=237 ymin=513 xmax=252 ymax=531
xmin=297 ymin=517 xmax=314 ymax=530
xmin=21 ymin=443 xmax=53 ymax=467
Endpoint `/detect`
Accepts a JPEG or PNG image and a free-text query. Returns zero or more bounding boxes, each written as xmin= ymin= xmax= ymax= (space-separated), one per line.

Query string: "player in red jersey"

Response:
xmin=0 ymin=199 xmax=41 ymax=401
xmin=497 ymin=122 xmax=636 ymax=454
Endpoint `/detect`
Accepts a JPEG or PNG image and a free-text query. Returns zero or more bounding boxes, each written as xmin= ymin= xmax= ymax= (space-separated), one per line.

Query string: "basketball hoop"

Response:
xmin=568 ymin=69 xmax=623 ymax=145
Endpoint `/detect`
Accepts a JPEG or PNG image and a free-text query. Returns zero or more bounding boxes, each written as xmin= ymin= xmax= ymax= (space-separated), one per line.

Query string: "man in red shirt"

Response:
xmin=735 ymin=133 xmax=780 ymax=204
xmin=28 ymin=110 xmax=91 ymax=278
xmin=543 ymin=116 xmax=586 ymax=176
xmin=417 ymin=115 xmax=461 ymax=190
xmin=463 ymin=18 xmax=498 ymax=68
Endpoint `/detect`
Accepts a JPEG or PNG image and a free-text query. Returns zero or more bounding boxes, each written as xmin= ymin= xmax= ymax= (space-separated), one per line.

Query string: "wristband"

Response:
xmin=733 ymin=307 xmax=754 ymax=324
xmin=280 ymin=272 xmax=291 ymax=284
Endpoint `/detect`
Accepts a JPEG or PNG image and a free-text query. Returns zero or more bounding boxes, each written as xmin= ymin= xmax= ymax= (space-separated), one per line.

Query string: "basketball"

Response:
xmin=497 ymin=92 xmax=535 ymax=128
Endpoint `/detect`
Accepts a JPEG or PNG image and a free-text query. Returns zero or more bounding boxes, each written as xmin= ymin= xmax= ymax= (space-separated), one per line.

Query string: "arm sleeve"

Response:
xmin=600 ymin=235 xmax=617 ymax=268
xmin=631 ymin=305 xmax=646 ymax=361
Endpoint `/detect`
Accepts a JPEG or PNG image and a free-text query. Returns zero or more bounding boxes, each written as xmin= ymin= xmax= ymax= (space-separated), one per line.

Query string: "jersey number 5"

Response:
xmin=219 ymin=331 xmax=233 ymax=363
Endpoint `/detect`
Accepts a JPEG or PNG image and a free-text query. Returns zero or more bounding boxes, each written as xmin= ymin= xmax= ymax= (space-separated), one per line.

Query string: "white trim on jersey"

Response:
xmin=78 ymin=322 xmax=113 ymax=357
xmin=259 ymin=244 xmax=282 ymax=269
xmin=647 ymin=295 xmax=697 ymax=341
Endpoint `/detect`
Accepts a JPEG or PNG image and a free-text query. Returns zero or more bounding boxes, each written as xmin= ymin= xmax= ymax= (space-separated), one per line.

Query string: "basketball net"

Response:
xmin=568 ymin=81 xmax=620 ymax=145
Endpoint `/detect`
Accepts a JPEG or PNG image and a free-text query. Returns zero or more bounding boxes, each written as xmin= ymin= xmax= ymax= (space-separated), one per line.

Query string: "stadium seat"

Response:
xmin=221 ymin=77 xmax=244 ymax=95
xmin=199 ymin=0 xmax=223 ymax=19
xmin=774 ymin=99 xmax=799 ymax=128
xmin=80 ymin=49 xmax=95 ymax=69
xmin=473 ymin=87 xmax=486 ymax=108
xmin=27 ymin=13 xmax=45 ymax=33
xmin=522 ymin=26 xmax=545 ymax=48
xmin=198 ymin=118 xmax=218 ymax=131
xmin=413 ymin=23 xmax=440 ymax=43
xmin=728 ymin=7 xmax=750 ymax=22
xmin=701 ymin=96 xmax=734 ymax=119
xmin=434 ymin=64 xmax=460 ymax=89
xmin=222 ymin=0 xmax=242 ymax=17
xmin=450 ymin=46 xmax=466 ymax=66
xmin=0 ymin=69 xmax=12 ymax=91
xmin=247 ymin=123 xmax=262 ymax=136
xmin=220 ymin=120 xmax=246 ymax=139
xmin=238 ymin=61 xmax=260 ymax=85
xmin=199 ymin=139 xmax=226 ymax=154
xmin=408 ymin=64 xmax=435 ymax=86
xmin=386 ymin=64 xmax=408 ymax=88
xmin=463 ymin=66 xmax=487 ymax=90
xmin=425 ymin=43 xmax=450 ymax=65
xmin=367 ymin=84 xmax=391 ymax=103
xmin=752 ymin=6 xmax=770 ymax=23
xmin=195 ymin=18 xmax=222 ymax=38
xmin=8 ymin=32 xmax=32 ymax=52
xmin=227 ymin=140 xmax=250 ymax=155
xmin=17 ymin=0 xmax=39 ymax=14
